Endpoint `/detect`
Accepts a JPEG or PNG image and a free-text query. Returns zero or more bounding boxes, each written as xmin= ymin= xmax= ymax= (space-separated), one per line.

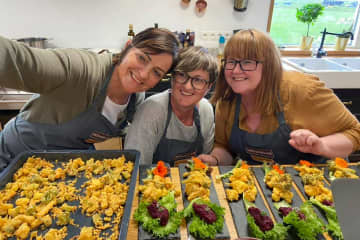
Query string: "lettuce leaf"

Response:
xmin=282 ymin=202 xmax=324 ymax=240
xmin=183 ymin=198 xmax=225 ymax=239
xmin=310 ymin=198 xmax=343 ymax=240
xmin=244 ymin=199 xmax=289 ymax=240
xmin=216 ymin=159 xmax=243 ymax=180
xmin=134 ymin=191 xmax=182 ymax=238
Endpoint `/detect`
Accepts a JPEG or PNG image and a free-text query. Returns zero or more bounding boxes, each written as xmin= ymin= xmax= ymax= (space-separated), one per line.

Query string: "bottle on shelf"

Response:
xmin=184 ymin=29 xmax=191 ymax=48
xmin=154 ymin=23 xmax=159 ymax=29
xmin=217 ymin=35 xmax=226 ymax=61
xmin=128 ymin=24 xmax=135 ymax=41
xmin=234 ymin=0 xmax=248 ymax=11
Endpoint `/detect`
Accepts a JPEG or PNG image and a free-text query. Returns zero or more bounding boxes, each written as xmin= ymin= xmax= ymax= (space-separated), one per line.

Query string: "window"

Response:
xmin=268 ymin=0 xmax=359 ymax=48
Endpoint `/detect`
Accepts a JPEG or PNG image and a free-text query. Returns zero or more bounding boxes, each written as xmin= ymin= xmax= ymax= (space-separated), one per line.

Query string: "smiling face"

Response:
xmin=224 ymin=57 xmax=263 ymax=96
xmin=171 ymin=69 xmax=211 ymax=111
xmin=114 ymin=47 xmax=173 ymax=94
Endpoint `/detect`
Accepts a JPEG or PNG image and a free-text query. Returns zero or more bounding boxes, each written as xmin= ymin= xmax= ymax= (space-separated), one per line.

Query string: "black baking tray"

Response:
xmin=219 ymin=166 xmax=272 ymax=239
xmin=179 ymin=164 xmax=230 ymax=240
xmin=0 ymin=150 xmax=140 ymax=240
xmin=137 ymin=164 xmax=180 ymax=240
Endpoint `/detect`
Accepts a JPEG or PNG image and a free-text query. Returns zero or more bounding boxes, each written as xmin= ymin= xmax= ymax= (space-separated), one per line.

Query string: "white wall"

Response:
xmin=0 ymin=0 xmax=271 ymax=50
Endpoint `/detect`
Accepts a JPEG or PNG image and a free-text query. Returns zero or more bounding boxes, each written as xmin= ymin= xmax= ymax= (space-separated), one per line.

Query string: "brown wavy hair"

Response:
xmin=210 ymin=29 xmax=282 ymax=114
xmin=115 ymin=27 xmax=180 ymax=73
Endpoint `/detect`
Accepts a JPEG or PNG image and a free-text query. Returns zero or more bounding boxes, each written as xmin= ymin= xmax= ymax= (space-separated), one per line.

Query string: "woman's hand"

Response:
xmin=289 ymin=129 xmax=326 ymax=156
xmin=197 ymin=154 xmax=218 ymax=166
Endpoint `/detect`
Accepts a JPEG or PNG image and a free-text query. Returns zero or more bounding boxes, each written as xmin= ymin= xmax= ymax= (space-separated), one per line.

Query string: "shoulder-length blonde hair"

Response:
xmin=211 ymin=29 xmax=283 ymax=114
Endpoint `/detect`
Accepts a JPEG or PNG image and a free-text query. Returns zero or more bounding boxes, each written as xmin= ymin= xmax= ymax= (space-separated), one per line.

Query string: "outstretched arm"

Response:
xmin=289 ymin=129 xmax=353 ymax=158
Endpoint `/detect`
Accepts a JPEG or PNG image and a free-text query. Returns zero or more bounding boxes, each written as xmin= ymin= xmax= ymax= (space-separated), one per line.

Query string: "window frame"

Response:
xmin=267 ymin=0 xmax=360 ymax=57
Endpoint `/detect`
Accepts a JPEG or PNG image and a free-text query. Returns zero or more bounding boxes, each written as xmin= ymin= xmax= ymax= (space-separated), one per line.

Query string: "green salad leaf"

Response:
xmin=216 ymin=159 xmax=243 ymax=180
xmin=134 ymin=191 xmax=182 ymax=238
xmin=310 ymin=198 xmax=343 ymax=240
xmin=244 ymin=199 xmax=289 ymax=240
xmin=263 ymin=162 xmax=272 ymax=176
xmin=182 ymin=198 xmax=225 ymax=239
xmin=281 ymin=201 xmax=324 ymax=240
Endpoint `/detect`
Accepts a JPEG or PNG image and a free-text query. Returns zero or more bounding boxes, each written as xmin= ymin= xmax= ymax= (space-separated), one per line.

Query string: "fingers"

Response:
xmin=290 ymin=129 xmax=318 ymax=147
xmin=197 ymin=154 xmax=216 ymax=166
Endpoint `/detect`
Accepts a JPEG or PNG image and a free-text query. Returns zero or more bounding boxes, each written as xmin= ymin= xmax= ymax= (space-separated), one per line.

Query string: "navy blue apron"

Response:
xmin=152 ymin=93 xmax=204 ymax=167
xmin=229 ymin=95 xmax=323 ymax=165
xmin=0 ymin=65 xmax=136 ymax=171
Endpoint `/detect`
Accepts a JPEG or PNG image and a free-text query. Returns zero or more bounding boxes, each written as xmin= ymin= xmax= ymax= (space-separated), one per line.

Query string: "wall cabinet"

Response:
xmin=333 ymin=88 xmax=360 ymax=162
xmin=333 ymin=88 xmax=360 ymax=121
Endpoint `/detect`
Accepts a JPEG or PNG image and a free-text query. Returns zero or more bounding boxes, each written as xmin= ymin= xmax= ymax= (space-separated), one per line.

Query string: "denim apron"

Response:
xmin=229 ymin=95 xmax=323 ymax=165
xmin=0 ymin=65 xmax=136 ymax=171
xmin=152 ymin=93 xmax=204 ymax=167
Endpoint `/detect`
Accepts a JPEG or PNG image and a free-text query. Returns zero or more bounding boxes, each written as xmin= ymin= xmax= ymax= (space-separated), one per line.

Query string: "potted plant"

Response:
xmin=296 ymin=3 xmax=325 ymax=50
xmin=335 ymin=18 xmax=353 ymax=50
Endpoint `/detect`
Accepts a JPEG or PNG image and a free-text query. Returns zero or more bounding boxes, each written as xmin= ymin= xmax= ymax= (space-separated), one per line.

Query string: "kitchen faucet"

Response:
xmin=316 ymin=28 xmax=354 ymax=58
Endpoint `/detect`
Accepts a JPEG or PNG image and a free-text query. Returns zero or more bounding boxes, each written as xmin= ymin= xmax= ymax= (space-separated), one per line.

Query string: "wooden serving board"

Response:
xmin=179 ymin=164 xmax=230 ymax=240
xmin=219 ymin=166 xmax=273 ymax=239
xmin=137 ymin=164 xmax=181 ymax=240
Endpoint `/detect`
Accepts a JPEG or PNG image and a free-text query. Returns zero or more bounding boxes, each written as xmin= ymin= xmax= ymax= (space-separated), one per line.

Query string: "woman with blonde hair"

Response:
xmin=199 ymin=29 xmax=360 ymax=165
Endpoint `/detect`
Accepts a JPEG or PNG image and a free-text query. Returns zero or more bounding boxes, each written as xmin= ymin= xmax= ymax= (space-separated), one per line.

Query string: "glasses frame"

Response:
xmin=173 ymin=71 xmax=210 ymax=91
xmin=222 ymin=59 xmax=262 ymax=71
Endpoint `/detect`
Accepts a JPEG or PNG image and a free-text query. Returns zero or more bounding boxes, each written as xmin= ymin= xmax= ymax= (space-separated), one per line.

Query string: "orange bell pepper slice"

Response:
xmin=192 ymin=157 xmax=206 ymax=170
xmin=299 ymin=160 xmax=314 ymax=167
xmin=334 ymin=157 xmax=348 ymax=168
xmin=272 ymin=164 xmax=284 ymax=174
xmin=241 ymin=163 xmax=249 ymax=169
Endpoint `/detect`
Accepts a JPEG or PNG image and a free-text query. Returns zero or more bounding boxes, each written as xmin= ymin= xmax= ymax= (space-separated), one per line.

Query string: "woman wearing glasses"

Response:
xmin=198 ymin=29 xmax=360 ymax=165
xmin=0 ymin=28 xmax=180 ymax=172
xmin=125 ymin=46 xmax=219 ymax=166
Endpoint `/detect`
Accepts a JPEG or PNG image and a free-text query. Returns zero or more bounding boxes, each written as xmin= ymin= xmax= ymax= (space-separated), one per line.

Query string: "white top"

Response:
xmin=101 ymin=96 xmax=129 ymax=125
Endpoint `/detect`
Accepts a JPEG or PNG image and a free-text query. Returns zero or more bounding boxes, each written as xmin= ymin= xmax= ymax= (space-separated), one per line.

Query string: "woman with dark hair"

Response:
xmin=0 ymin=27 xmax=180 ymax=171
xmin=125 ymin=46 xmax=219 ymax=166
xmin=198 ymin=29 xmax=360 ymax=165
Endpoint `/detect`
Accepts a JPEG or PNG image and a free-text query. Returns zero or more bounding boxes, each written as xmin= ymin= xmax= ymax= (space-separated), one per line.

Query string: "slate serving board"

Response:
xmin=323 ymin=165 xmax=359 ymax=183
xmin=179 ymin=164 xmax=230 ymax=240
xmin=137 ymin=164 xmax=180 ymax=240
xmin=285 ymin=166 xmax=330 ymax=224
xmin=219 ymin=166 xmax=271 ymax=239
xmin=252 ymin=167 xmax=325 ymax=240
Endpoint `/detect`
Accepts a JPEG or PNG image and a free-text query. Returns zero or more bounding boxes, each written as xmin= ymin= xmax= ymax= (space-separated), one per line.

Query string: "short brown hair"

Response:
xmin=174 ymin=46 xmax=219 ymax=84
xmin=116 ymin=27 xmax=180 ymax=73
xmin=211 ymin=29 xmax=282 ymax=114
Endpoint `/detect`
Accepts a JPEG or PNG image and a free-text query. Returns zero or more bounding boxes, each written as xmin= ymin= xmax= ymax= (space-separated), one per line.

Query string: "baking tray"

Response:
xmin=137 ymin=164 xmax=180 ymax=240
xmin=179 ymin=164 xmax=230 ymax=240
xmin=0 ymin=149 xmax=140 ymax=240
xmin=219 ymin=166 xmax=271 ymax=239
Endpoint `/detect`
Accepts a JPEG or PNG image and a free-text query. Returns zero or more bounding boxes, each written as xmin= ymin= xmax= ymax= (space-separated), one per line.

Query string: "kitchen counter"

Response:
xmin=0 ymin=89 xmax=33 ymax=110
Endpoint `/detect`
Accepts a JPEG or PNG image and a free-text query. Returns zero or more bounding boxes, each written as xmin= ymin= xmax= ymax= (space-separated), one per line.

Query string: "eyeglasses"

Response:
xmin=222 ymin=59 xmax=262 ymax=71
xmin=173 ymin=71 xmax=210 ymax=90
